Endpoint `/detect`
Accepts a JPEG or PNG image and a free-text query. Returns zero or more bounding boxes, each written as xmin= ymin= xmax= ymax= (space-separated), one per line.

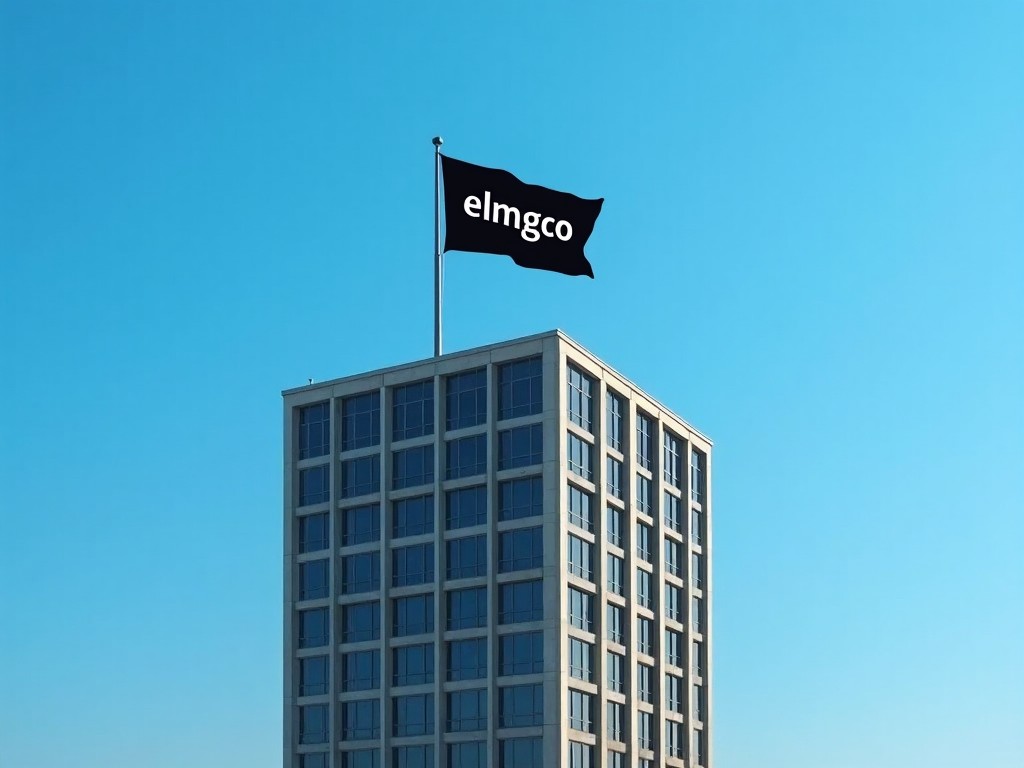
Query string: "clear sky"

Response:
xmin=1 ymin=2 xmax=1022 ymax=766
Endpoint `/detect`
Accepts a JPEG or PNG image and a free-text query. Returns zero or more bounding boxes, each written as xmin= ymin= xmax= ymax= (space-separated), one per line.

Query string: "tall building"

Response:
xmin=282 ymin=330 xmax=712 ymax=768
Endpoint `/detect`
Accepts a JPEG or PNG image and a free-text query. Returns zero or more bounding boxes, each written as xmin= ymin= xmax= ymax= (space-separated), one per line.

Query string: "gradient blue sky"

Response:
xmin=2 ymin=2 xmax=1022 ymax=766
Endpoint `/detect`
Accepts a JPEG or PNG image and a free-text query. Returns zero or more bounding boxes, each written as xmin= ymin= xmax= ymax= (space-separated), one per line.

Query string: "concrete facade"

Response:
xmin=282 ymin=330 xmax=712 ymax=768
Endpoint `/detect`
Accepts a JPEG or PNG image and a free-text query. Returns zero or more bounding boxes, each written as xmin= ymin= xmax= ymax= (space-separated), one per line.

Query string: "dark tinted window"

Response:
xmin=567 ymin=484 xmax=592 ymax=532
xmin=341 ymin=456 xmax=379 ymax=498
xmin=299 ymin=607 xmax=329 ymax=648
xmin=342 ymin=504 xmax=380 ymax=546
xmin=447 ymin=688 xmax=487 ymax=732
xmin=392 ymin=543 xmax=434 ymax=587
xmin=393 ymin=642 xmax=434 ymax=686
xmin=446 ymin=435 xmax=487 ymax=479
xmin=299 ymin=655 xmax=328 ymax=695
xmin=342 ymin=552 xmax=380 ymax=594
xmin=447 ymin=637 xmax=487 ymax=681
xmin=446 ymin=586 xmax=487 ymax=630
xmin=341 ymin=601 xmax=380 ymax=643
xmin=341 ymin=699 xmax=380 ymax=740
xmin=393 ymin=380 xmax=434 ymax=441
xmin=446 ymin=485 xmax=487 ymax=529
xmin=393 ymin=445 xmax=434 ymax=489
xmin=498 ymin=357 xmax=542 ymax=419
xmin=393 ymin=594 xmax=434 ymax=636
xmin=499 ymin=630 xmax=543 ymax=675
xmin=300 ymin=703 xmax=329 ymax=744
xmin=446 ymin=368 xmax=487 ymax=430
xmin=299 ymin=512 xmax=329 ymax=553
xmin=499 ymin=527 xmax=543 ymax=572
xmin=499 ymin=477 xmax=543 ymax=521
xmin=446 ymin=534 xmax=487 ymax=580
xmin=566 ymin=433 xmax=593 ymax=481
xmin=393 ymin=494 xmax=434 ymax=538
xmin=499 ymin=580 xmax=543 ymax=624
xmin=393 ymin=693 xmax=434 ymax=736
xmin=342 ymin=391 xmax=380 ymax=450
xmin=499 ymin=738 xmax=541 ymax=768
xmin=566 ymin=365 xmax=593 ymax=431
xmin=567 ymin=587 xmax=593 ymax=631
xmin=299 ymin=465 xmax=330 ymax=506
xmin=341 ymin=649 xmax=380 ymax=691
xmin=498 ymin=424 xmax=543 ymax=469
xmin=606 ymin=391 xmax=624 ymax=451
xmin=299 ymin=402 xmax=330 ymax=459
xmin=499 ymin=683 xmax=544 ymax=727
xmin=299 ymin=559 xmax=329 ymax=600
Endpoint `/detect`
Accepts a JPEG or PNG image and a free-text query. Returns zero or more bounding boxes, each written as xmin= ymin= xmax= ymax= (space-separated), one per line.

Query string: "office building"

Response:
xmin=283 ymin=330 xmax=712 ymax=768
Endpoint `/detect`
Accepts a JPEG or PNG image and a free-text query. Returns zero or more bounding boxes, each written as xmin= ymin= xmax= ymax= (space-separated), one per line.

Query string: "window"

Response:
xmin=568 ymin=637 xmax=593 ymax=681
xmin=498 ymin=356 xmax=542 ymax=419
xmin=691 ymin=506 xmax=703 ymax=545
xmin=665 ymin=537 xmax=682 ymax=577
xmin=342 ymin=504 xmax=380 ymax=546
xmin=299 ymin=655 xmax=328 ymax=696
xmin=607 ymin=751 xmax=625 ymax=768
xmin=446 ymin=367 xmax=487 ymax=430
xmin=566 ymin=433 xmax=593 ymax=480
xmin=392 ymin=543 xmax=434 ymax=587
xmin=665 ymin=583 xmax=683 ymax=622
xmin=341 ymin=456 xmax=379 ymax=498
xmin=299 ymin=559 xmax=329 ymax=600
xmin=639 ymin=760 xmax=654 ymax=768
xmin=342 ymin=601 xmax=380 ymax=643
xmin=636 ymin=412 xmax=653 ymax=470
xmin=666 ymin=721 xmax=685 ymax=758
xmin=446 ymin=534 xmax=487 ymax=579
xmin=392 ymin=494 xmax=434 ymax=539
xmin=606 ymin=701 xmax=625 ymax=742
xmin=666 ymin=629 xmax=684 ymax=667
xmin=637 ymin=616 xmax=653 ymax=656
xmin=446 ymin=485 xmax=487 ymax=529
xmin=666 ymin=673 xmax=684 ymax=713
xmin=446 ymin=434 xmax=487 ymax=479
xmin=447 ymin=586 xmax=487 ymax=630
xmin=695 ymin=728 xmax=706 ymax=766
xmin=566 ymin=365 xmax=593 ymax=431
xmin=299 ymin=512 xmax=329 ymax=553
xmin=393 ymin=380 xmax=434 ymax=441
xmin=299 ymin=402 xmax=330 ymax=459
xmin=692 ymin=551 xmax=704 ymax=589
xmin=606 ymin=554 xmax=624 ymax=595
xmin=568 ymin=689 xmax=593 ymax=733
xmin=393 ymin=746 xmax=433 ymax=768
xmin=393 ymin=445 xmax=434 ymax=489
xmin=606 ymin=506 xmax=623 ymax=548
xmin=341 ymin=649 xmax=380 ymax=691
xmin=341 ymin=699 xmax=379 ymax=741
xmin=567 ymin=586 xmax=593 ymax=632
xmin=568 ymin=742 xmax=594 ymax=768
xmin=567 ymin=535 xmax=593 ymax=581
xmin=664 ymin=491 xmax=682 ymax=533
xmin=606 ymin=456 xmax=622 ymax=499
xmin=567 ymin=485 xmax=593 ymax=532
xmin=636 ymin=522 xmax=652 ymax=563
xmin=393 ymin=693 xmax=434 ymax=736
xmin=499 ymin=580 xmax=543 ymax=624
xmin=299 ymin=465 xmax=330 ymax=506
xmin=635 ymin=474 xmax=652 ymax=517
xmin=498 ymin=424 xmax=544 ymax=470
xmin=637 ymin=663 xmax=653 ymax=703
xmin=447 ymin=688 xmax=487 ymax=732
xmin=693 ymin=640 xmax=705 ymax=677
xmin=637 ymin=710 xmax=653 ymax=751
xmin=342 ymin=391 xmax=380 ymax=450
xmin=393 ymin=642 xmax=433 ymax=686
xmin=448 ymin=742 xmax=485 ymax=768
xmin=664 ymin=430 xmax=682 ymax=488
xmin=300 ymin=703 xmax=328 ymax=744
xmin=500 ymin=527 xmax=543 ymax=572
xmin=606 ymin=603 xmax=624 ymax=644
xmin=302 ymin=753 xmax=330 ymax=768
xmin=339 ymin=751 xmax=378 ymax=768
xmin=392 ymin=594 xmax=433 ymax=637
xmin=606 ymin=391 xmax=624 ymax=451
xmin=447 ymin=637 xmax=487 ymax=680
xmin=499 ymin=683 xmax=543 ymax=727
xmin=499 ymin=630 xmax=543 ymax=676
xmin=691 ymin=449 xmax=706 ymax=503
xmin=500 ymin=737 xmax=541 ymax=768
xmin=606 ymin=651 xmax=624 ymax=693
xmin=692 ymin=595 xmax=704 ymax=633
xmin=342 ymin=552 xmax=380 ymax=594
xmin=500 ymin=476 xmax=543 ymax=520
xmin=693 ymin=683 xmax=706 ymax=720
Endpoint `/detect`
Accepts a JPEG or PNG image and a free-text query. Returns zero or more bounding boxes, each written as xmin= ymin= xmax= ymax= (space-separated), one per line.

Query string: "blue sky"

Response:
xmin=1 ymin=2 xmax=1022 ymax=766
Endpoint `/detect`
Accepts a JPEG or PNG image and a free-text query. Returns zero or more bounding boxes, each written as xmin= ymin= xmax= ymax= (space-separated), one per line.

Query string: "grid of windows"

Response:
xmin=342 ymin=552 xmax=380 ymax=594
xmin=299 ymin=464 xmax=330 ymax=506
xmin=446 ymin=485 xmax=487 ymax=529
xmin=636 ymin=412 xmax=653 ymax=470
xmin=567 ymin=365 xmax=593 ymax=431
xmin=393 ymin=642 xmax=434 ymax=686
xmin=567 ymin=484 xmax=593 ymax=532
xmin=566 ymin=432 xmax=593 ymax=480
xmin=499 ymin=423 xmax=543 ymax=469
xmin=392 ymin=543 xmax=434 ymax=587
xmin=342 ymin=392 xmax=380 ymax=450
xmin=299 ymin=402 xmax=330 ymax=459
xmin=300 ymin=512 xmax=330 ymax=553
xmin=446 ymin=434 xmax=487 ymax=479
xmin=342 ymin=601 xmax=380 ymax=643
xmin=342 ymin=504 xmax=380 ymax=546
xmin=446 ymin=368 xmax=487 ymax=430
xmin=569 ymin=637 xmax=593 ymax=681
xmin=567 ymin=534 xmax=593 ymax=581
xmin=447 ymin=586 xmax=487 ymax=630
xmin=392 ymin=494 xmax=433 ymax=538
xmin=499 ymin=527 xmax=543 ymax=572
xmin=568 ymin=688 xmax=593 ymax=733
xmin=499 ymin=476 xmax=543 ymax=521
xmin=393 ymin=445 xmax=434 ymax=489
xmin=447 ymin=688 xmax=487 ymax=732
xmin=447 ymin=534 xmax=487 ymax=579
xmin=499 ymin=580 xmax=543 ymax=624
xmin=341 ymin=456 xmax=379 ymax=498
xmin=393 ymin=594 xmax=433 ymax=636
xmin=498 ymin=357 xmax=542 ymax=419
xmin=447 ymin=637 xmax=487 ymax=680
xmin=500 ymin=630 xmax=544 ymax=675
xmin=392 ymin=380 xmax=434 ymax=441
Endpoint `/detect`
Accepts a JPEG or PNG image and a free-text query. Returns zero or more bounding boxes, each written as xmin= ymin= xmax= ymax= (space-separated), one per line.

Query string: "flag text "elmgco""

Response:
xmin=463 ymin=191 xmax=573 ymax=243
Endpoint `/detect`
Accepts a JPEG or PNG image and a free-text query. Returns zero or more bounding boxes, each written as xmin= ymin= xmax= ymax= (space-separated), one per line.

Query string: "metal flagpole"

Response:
xmin=433 ymin=136 xmax=444 ymax=357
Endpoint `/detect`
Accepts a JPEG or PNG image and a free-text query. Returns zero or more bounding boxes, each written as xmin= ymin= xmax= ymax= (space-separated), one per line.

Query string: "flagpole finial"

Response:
xmin=433 ymin=136 xmax=443 ymax=147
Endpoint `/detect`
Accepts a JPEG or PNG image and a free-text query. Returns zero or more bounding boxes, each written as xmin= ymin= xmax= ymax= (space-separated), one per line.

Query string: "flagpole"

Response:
xmin=433 ymin=136 xmax=444 ymax=357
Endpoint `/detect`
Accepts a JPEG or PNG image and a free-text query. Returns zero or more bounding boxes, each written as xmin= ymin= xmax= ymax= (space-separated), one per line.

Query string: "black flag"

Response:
xmin=440 ymin=155 xmax=603 ymax=278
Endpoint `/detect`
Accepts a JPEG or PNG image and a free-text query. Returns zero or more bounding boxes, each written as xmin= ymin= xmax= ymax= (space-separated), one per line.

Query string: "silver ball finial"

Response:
xmin=432 ymin=136 xmax=443 ymax=147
